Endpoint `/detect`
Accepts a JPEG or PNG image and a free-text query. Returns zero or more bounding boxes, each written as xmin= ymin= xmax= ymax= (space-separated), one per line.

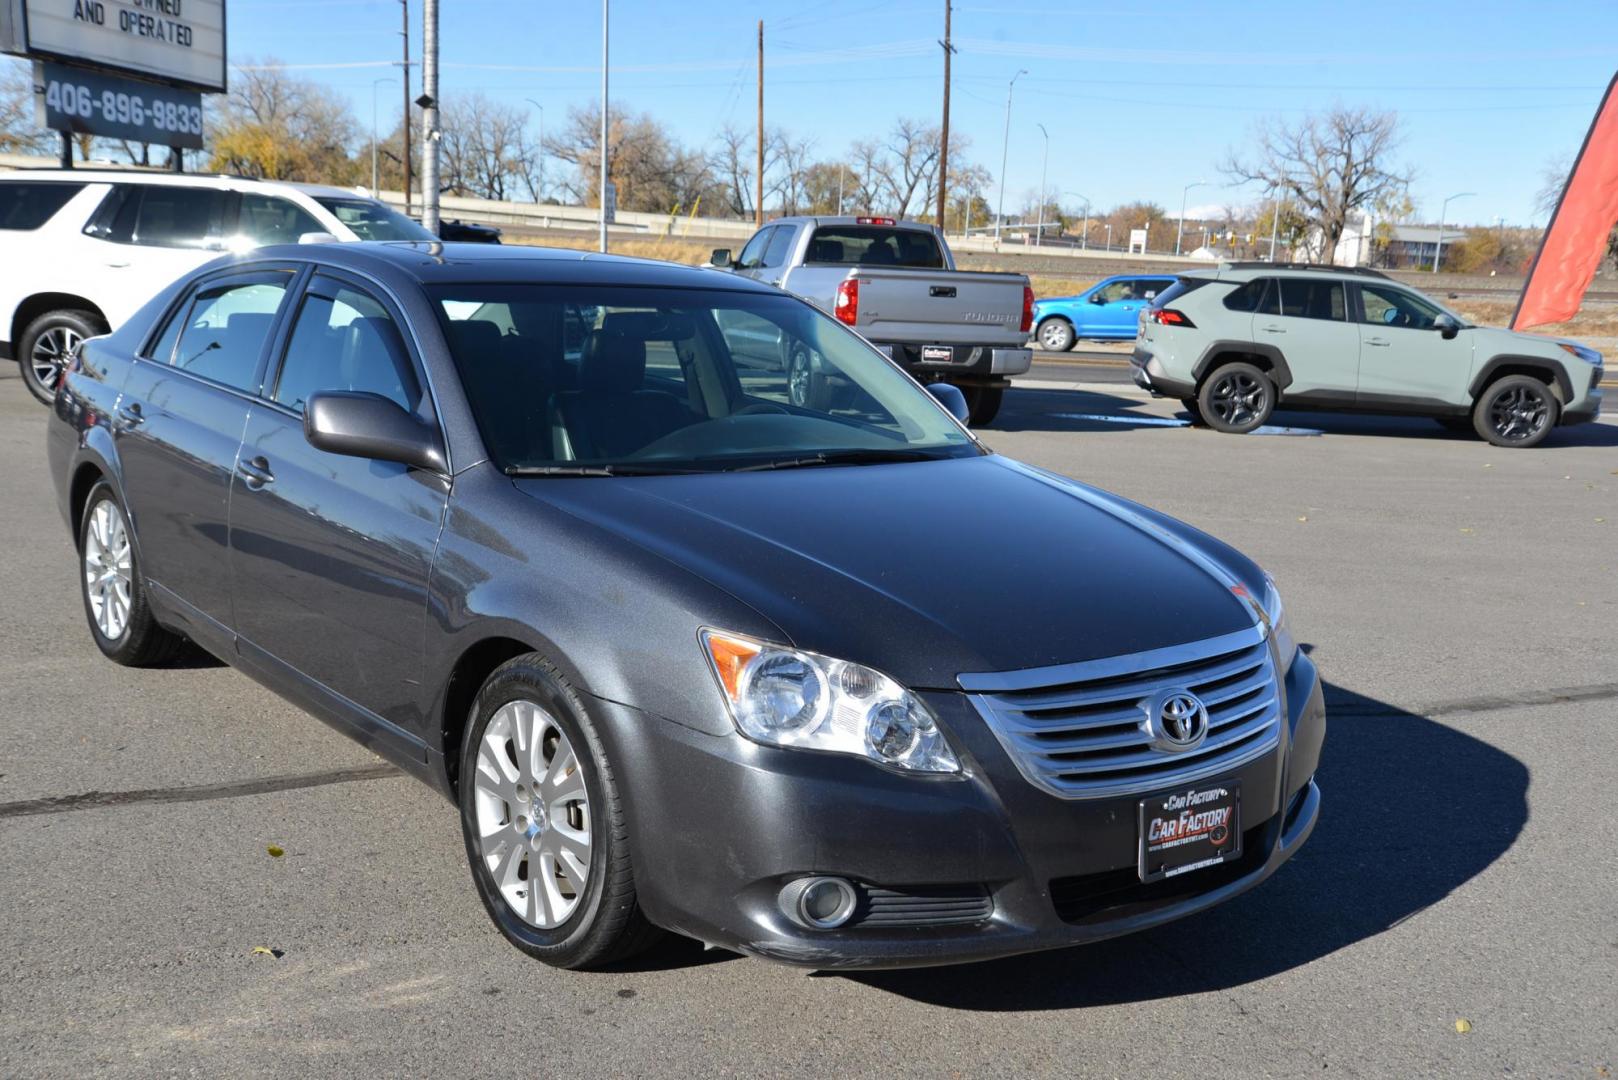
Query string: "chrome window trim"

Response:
xmin=957 ymin=624 xmax=1267 ymax=693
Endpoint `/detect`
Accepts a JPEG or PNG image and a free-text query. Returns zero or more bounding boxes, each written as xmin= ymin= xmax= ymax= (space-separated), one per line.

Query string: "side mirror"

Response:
xmin=709 ymin=248 xmax=733 ymax=269
xmin=297 ymin=231 xmax=341 ymax=245
xmin=926 ymin=382 xmax=970 ymax=424
xmin=1434 ymin=313 xmax=1460 ymax=340
xmin=304 ymin=391 xmax=446 ymax=473
xmin=1089 ymin=292 xmax=1109 ymax=305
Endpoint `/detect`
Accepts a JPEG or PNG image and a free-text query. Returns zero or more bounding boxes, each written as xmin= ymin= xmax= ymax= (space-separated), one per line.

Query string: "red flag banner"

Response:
xmin=1513 ymin=73 xmax=1618 ymax=330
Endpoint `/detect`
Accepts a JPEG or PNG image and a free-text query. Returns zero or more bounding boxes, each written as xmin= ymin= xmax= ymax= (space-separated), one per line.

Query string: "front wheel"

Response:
xmin=1036 ymin=318 xmax=1076 ymax=352
xmin=786 ymin=342 xmax=828 ymax=410
xmin=1473 ymin=375 xmax=1557 ymax=448
xmin=19 ymin=309 xmax=105 ymax=405
xmin=459 ymin=653 xmax=661 ymax=969
xmin=1198 ymin=362 xmax=1275 ymax=434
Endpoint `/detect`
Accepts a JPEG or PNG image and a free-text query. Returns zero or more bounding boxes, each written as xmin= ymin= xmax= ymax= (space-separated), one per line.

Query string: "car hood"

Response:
xmin=515 ymin=454 xmax=1260 ymax=689
xmin=1467 ymin=324 xmax=1594 ymax=362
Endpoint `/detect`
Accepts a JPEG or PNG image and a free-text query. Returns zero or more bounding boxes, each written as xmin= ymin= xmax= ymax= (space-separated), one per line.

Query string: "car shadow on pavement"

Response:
xmin=847 ymin=674 xmax=1529 ymax=1010
xmin=991 ymin=389 xmax=1191 ymax=433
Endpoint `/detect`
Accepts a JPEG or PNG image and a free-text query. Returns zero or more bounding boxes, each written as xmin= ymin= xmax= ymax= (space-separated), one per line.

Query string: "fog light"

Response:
xmin=779 ymin=876 xmax=858 ymax=930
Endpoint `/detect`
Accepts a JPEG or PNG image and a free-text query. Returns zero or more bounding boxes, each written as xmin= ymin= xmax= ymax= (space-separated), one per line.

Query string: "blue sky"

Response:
xmin=226 ymin=0 xmax=1617 ymax=225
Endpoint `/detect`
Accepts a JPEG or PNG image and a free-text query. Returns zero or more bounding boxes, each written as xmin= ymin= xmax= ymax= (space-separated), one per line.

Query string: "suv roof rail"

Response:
xmin=1217 ymin=260 xmax=1391 ymax=280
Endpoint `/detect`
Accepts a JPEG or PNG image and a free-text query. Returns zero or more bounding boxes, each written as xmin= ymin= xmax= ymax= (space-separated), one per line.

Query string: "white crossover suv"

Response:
xmin=0 ymin=169 xmax=435 ymax=403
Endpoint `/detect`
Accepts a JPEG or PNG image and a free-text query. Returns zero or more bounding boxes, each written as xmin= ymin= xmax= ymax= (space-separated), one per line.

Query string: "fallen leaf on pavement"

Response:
xmin=266 ymin=844 xmax=285 ymax=858
xmin=1455 ymin=1018 xmax=1473 ymax=1034
xmin=251 ymin=946 xmax=285 ymax=959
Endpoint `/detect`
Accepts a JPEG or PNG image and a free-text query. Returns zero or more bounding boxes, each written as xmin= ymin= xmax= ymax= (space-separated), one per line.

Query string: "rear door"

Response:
xmin=229 ymin=271 xmax=448 ymax=744
xmin=1253 ymin=276 xmax=1360 ymax=396
xmin=1353 ymin=283 xmax=1475 ymax=407
xmin=113 ymin=267 xmax=295 ymax=639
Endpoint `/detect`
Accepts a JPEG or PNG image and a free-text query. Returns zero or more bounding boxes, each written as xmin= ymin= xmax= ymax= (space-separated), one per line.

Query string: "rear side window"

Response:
xmin=1223 ymin=278 xmax=1272 ymax=312
xmin=274 ymin=281 xmax=421 ymax=414
xmin=85 ymin=184 xmax=230 ymax=248
xmin=0 ymin=182 xmax=84 ymax=230
xmin=1276 ymin=278 xmax=1346 ymax=321
xmin=1151 ymin=278 xmax=1211 ymax=308
xmin=804 ymin=226 xmax=944 ymax=269
xmin=168 ymin=278 xmax=292 ymax=391
xmin=237 ymin=194 xmax=324 ymax=247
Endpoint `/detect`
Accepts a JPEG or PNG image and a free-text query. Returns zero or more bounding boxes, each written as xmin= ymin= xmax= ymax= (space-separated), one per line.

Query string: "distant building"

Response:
xmin=1328 ymin=213 xmax=1454 ymax=269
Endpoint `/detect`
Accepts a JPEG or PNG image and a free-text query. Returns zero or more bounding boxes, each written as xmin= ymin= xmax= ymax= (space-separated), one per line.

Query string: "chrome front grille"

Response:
xmin=960 ymin=625 xmax=1280 ymax=800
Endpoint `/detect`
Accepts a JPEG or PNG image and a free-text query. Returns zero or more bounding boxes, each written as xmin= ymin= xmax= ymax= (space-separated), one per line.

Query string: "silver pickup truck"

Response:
xmin=709 ymin=216 xmax=1032 ymax=425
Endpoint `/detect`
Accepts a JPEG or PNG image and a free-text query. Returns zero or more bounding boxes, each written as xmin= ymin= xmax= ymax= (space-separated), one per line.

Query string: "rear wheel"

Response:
xmin=1198 ymin=362 xmax=1274 ymax=434
xmin=19 ymin=309 xmax=104 ymax=405
xmin=458 ymin=653 xmax=661 ymax=969
xmin=786 ymin=342 xmax=828 ymax=410
xmin=1473 ymin=375 xmax=1557 ymax=448
xmin=78 ymin=482 xmax=188 ymax=666
xmin=1036 ymin=318 xmax=1075 ymax=352
xmin=964 ymin=385 xmax=1004 ymax=426
xmin=1180 ymin=398 xmax=1206 ymax=426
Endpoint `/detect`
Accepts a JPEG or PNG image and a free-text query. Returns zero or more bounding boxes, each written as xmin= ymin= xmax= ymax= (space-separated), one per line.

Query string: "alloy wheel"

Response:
xmin=1487 ymin=385 xmax=1548 ymax=443
xmin=787 ymin=345 xmax=812 ymax=407
xmin=1038 ymin=321 xmax=1070 ymax=350
xmin=30 ymin=326 xmax=82 ymax=395
xmin=473 ymin=699 xmax=593 ymax=929
xmin=83 ymin=500 xmax=133 ymax=641
xmin=1209 ymin=371 xmax=1267 ymax=427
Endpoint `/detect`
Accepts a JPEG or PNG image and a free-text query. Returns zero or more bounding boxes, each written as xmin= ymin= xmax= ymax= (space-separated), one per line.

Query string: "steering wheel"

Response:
xmin=734 ymin=403 xmax=789 ymax=416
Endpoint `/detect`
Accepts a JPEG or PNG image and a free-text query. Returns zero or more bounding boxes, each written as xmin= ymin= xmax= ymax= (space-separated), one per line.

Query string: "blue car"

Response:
xmin=1033 ymin=274 xmax=1180 ymax=351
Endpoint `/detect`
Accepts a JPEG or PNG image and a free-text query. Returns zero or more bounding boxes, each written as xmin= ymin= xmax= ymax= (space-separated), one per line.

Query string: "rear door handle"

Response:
xmin=104 ymin=261 xmax=130 ymax=269
xmin=116 ymin=402 xmax=144 ymax=426
xmin=237 ymin=455 xmax=275 ymax=487
xmin=1364 ymin=338 xmax=1390 ymax=347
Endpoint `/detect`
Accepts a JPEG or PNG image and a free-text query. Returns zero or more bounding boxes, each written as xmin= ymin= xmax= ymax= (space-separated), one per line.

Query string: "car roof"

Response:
xmin=766 ymin=215 xmax=939 ymax=232
xmin=249 ymin=241 xmax=785 ymax=291
xmin=0 ymin=168 xmax=361 ymax=200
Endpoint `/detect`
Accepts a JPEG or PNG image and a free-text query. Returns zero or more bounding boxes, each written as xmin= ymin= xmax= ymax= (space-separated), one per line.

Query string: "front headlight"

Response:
xmin=1262 ymin=577 xmax=1297 ymax=673
xmin=701 ymin=629 xmax=960 ymax=773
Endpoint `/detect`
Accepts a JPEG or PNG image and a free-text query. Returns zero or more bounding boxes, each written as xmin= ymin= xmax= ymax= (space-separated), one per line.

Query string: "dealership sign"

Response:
xmin=2 ymin=0 xmax=226 ymax=93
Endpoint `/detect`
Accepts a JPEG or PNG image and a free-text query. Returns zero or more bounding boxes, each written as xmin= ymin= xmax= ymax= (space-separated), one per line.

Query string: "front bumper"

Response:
xmin=596 ymin=649 xmax=1325 ymax=970
xmin=1562 ymin=383 xmax=1603 ymax=426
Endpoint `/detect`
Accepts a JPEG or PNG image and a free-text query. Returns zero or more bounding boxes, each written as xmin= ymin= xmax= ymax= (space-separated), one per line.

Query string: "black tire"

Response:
xmin=1036 ymin=317 xmax=1076 ymax=352
xmin=1180 ymin=398 xmax=1206 ymax=426
xmin=964 ymin=386 xmax=1004 ymax=426
xmin=458 ymin=653 xmax=661 ymax=970
xmin=1435 ymin=416 xmax=1475 ymax=436
xmin=786 ymin=342 xmax=829 ymax=410
xmin=1197 ymin=362 xmax=1275 ymax=434
xmin=18 ymin=309 xmax=105 ymax=406
xmin=78 ymin=482 xmax=188 ymax=666
xmin=1473 ymin=375 xmax=1558 ymax=448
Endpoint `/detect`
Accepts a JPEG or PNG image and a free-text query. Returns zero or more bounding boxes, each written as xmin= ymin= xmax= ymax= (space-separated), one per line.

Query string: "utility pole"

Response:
xmin=421 ymin=0 xmax=440 ymax=235
xmin=524 ymin=99 xmax=545 ymax=202
xmin=755 ymin=20 xmax=764 ymax=229
xmin=995 ymin=69 xmax=1026 ymax=244
xmin=1034 ymin=122 xmax=1049 ymax=247
xmin=836 ymin=165 xmax=844 ymax=215
xmin=400 ymin=0 xmax=411 ymax=218
xmin=599 ymin=0 xmax=609 ymax=252
xmin=935 ymin=0 xmax=954 ymax=230
xmin=1269 ymin=200 xmax=1280 ymax=262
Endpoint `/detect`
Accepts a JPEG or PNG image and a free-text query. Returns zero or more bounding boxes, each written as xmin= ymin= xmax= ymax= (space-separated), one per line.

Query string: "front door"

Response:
xmin=1253 ymin=276 xmax=1360 ymax=397
xmin=228 ymin=272 xmax=448 ymax=743
xmin=113 ymin=269 xmax=294 ymax=639
xmin=1354 ymin=283 xmax=1475 ymax=409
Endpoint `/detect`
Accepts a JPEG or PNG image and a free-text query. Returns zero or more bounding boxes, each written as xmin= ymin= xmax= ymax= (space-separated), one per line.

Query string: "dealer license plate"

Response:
xmin=1138 ymin=782 xmax=1241 ymax=883
xmin=921 ymin=345 xmax=954 ymax=363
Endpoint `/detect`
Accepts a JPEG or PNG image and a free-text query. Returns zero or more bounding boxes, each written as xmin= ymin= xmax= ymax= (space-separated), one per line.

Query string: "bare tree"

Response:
xmin=545 ymin=103 xmax=724 ymax=214
xmin=767 ymin=129 xmax=815 ymax=215
xmin=1 ymin=60 xmax=51 ymax=155
xmin=1223 ymin=106 xmax=1412 ymax=265
xmin=439 ymin=93 xmax=536 ymax=201
xmin=847 ymin=138 xmax=887 ymax=214
xmin=711 ymin=125 xmax=754 ymax=218
xmin=874 ymin=118 xmax=942 ymax=219
xmin=208 ymin=60 xmax=362 ymax=182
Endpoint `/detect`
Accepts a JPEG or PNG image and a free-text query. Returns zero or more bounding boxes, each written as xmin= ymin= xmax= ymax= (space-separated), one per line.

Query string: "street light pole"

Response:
xmin=994 ymin=69 xmax=1026 ymax=245
xmin=371 ymin=76 xmax=397 ymax=193
xmin=599 ymin=0 xmax=609 ymax=253
xmin=1105 ymin=223 xmax=1112 ymax=251
xmin=1433 ymin=190 xmax=1476 ymax=272
xmin=524 ymin=98 xmax=545 ymax=202
xmin=1176 ymin=178 xmax=1207 ymax=256
xmin=1034 ymin=122 xmax=1049 ymax=248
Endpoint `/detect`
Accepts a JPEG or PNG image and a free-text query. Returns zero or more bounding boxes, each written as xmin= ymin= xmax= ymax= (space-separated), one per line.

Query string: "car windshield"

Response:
xmin=314 ymin=197 xmax=436 ymax=242
xmin=430 ymin=285 xmax=979 ymax=474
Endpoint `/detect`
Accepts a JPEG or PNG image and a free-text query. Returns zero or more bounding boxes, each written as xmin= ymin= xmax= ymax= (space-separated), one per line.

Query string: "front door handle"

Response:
xmin=237 ymin=455 xmax=275 ymax=487
xmin=1364 ymin=338 xmax=1391 ymax=347
xmin=104 ymin=261 xmax=130 ymax=269
xmin=116 ymin=402 xmax=144 ymax=426
xmin=1259 ymin=324 xmax=1286 ymax=334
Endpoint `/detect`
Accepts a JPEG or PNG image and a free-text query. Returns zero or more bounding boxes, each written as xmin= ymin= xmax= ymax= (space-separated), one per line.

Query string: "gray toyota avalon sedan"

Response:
xmin=48 ymin=242 xmax=1323 ymax=970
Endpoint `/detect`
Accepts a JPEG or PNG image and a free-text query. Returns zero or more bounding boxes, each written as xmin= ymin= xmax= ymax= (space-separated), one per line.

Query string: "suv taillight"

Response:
xmin=1020 ymin=285 xmax=1035 ymax=333
xmin=835 ymin=278 xmax=860 ymax=326
xmin=1148 ymin=308 xmax=1195 ymax=328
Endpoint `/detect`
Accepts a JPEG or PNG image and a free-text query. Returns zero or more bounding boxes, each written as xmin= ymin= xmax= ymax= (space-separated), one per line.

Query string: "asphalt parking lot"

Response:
xmin=2 ymin=364 xmax=1615 ymax=1078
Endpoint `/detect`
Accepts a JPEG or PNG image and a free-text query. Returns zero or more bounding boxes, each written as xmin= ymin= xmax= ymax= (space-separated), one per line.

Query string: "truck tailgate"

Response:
xmin=847 ymin=268 xmax=1027 ymax=345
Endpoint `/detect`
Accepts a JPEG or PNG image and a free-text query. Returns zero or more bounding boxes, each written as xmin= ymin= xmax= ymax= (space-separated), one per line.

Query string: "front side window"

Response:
xmin=275 ymin=280 xmax=421 ymax=414
xmin=734 ymin=227 xmax=773 ymax=271
xmin=1360 ymin=283 xmax=1446 ymax=330
xmin=0 ymin=182 xmax=84 ymax=230
xmin=803 ymin=227 xmax=944 ymax=269
xmin=167 ymin=278 xmax=291 ymax=391
xmin=313 ymin=197 xmax=436 ymax=242
xmin=1093 ymin=279 xmax=1135 ymax=303
xmin=760 ymin=225 xmax=797 ymax=268
xmin=1276 ymin=278 xmax=1346 ymax=321
xmin=237 ymin=194 xmax=324 ymax=247
xmin=432 ymin=285 xmax=978 ymax=473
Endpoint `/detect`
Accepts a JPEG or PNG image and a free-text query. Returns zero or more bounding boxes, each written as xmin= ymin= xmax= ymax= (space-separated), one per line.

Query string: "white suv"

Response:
xmin=1 ymin=169 xmax=435 ymax=403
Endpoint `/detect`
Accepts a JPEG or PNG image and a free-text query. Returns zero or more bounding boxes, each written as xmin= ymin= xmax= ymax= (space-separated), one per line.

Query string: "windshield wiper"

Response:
xmin=504 ymin=463 xmax=702 ymax=477
xmin=724 ymin=448 xmax=950 ymax=472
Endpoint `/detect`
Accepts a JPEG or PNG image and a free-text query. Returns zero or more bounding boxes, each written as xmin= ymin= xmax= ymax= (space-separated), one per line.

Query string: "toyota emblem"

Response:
xmin=1148 ymin=689 xmax=1209 ymax=751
